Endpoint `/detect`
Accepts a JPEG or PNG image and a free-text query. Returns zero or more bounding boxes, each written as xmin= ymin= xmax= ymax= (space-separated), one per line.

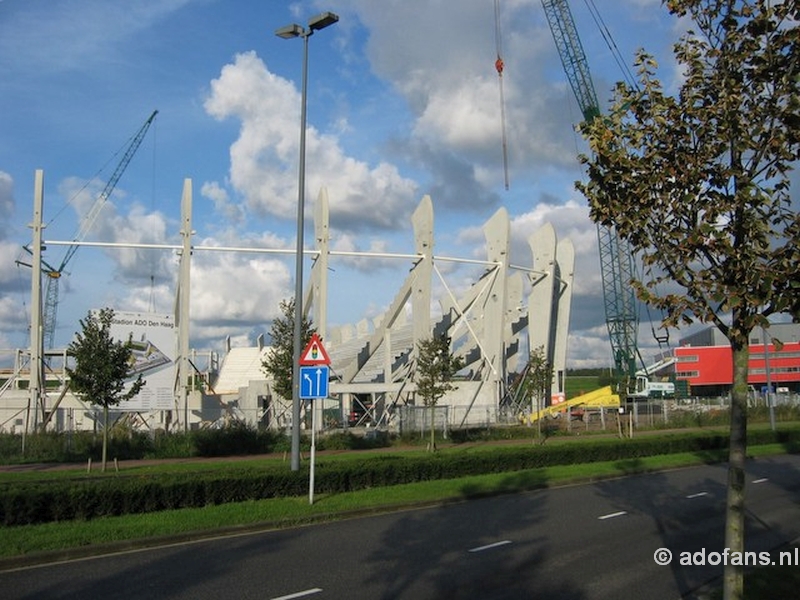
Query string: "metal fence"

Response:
xmin=540 ymin=393 xmax=800 ymax=434
xmin=3 ymin=392 xmax=797 ymax=437
xmin=394 ymin=405 xmax=450 ymax=437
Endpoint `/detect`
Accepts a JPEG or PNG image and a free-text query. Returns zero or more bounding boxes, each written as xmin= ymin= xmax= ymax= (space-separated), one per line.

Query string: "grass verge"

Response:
xmin=0 ymin=443 xmax=790 ymax=565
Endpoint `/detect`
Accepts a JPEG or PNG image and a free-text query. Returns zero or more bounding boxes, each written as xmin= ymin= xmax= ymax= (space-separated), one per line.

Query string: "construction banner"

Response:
xmin=107 ymin=310 xmax=176 ymax=411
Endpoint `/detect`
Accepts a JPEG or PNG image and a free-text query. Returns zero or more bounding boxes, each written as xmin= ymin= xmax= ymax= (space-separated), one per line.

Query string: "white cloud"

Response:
xmin=329 ymin=233 xmax=395 ymax=272
xmin=201 ymin=181 xmax=244 ymax=225
xmin=204 ymin=51 xmax=418 ymax=232
xmin=509 ymin=199 xmax=602 ymax=294
xmin=190 ymin=251 xmax=290 ymax=334
xmin=0 ymin=171 xmax=14 ymax=232
xmin=566 ymin=326 xmax=614 ymax=369
xmin=0 ymin=0 xmax=695 ymax=368
xmin=0 ymin=294 xmax=27 ymax=334
xmin=339 ymin=0 xmax=583 ymax=181
xmin=54 ymin=176 xmax=174 ymax=282
xmin=0 ymin=241 xmax=28 ymax=291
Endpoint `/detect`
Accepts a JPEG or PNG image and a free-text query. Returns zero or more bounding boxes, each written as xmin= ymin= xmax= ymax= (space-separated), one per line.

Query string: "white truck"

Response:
xmin=630 ymin=376 xmax=675 ymax=399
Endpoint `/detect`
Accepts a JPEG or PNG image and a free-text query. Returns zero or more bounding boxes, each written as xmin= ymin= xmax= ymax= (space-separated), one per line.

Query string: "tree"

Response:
xmin=66 ymin=308 xmax=145 ymax=472
xmin=576 ymin=2 xmax=799 ymax=597
xmin=520 ymin=347 xmax=554 ymax=440
xmin=415 ymin=334 xmax=464 ymax=452
xmin=261 ymin=298 xmax=316 ymax=402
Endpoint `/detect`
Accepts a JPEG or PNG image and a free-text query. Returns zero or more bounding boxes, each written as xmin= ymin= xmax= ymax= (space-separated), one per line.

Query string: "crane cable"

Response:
xmin=583 ymin=0 xmax=667 ymax=352
xmin=494 ymin=0 xmax=510 ymax=190
xmin=148 ymin=117 xmax=159 ymax=313
xmin=582 ymin=0 xmax=640 ymax=92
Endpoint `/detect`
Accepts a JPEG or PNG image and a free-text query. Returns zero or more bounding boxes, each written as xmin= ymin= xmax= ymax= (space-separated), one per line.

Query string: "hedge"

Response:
xmin=2 ymin=427 xmax=798 ymax=527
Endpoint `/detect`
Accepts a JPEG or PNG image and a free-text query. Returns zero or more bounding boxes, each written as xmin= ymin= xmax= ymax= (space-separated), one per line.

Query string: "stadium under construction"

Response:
xmin=0 ymin=173 xmax=577 ymax=435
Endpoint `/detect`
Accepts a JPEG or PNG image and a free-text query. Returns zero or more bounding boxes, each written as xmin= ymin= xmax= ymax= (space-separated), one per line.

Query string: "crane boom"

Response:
xmin=42 ymin=109 xmax=158 ymax=348
xmin=58 ymin=109 xmax=159 ymax=271
xmin=541 ymin=0 xmax=600 ymax=122
xmin=541 ymin=0 xmax=641 ymax=385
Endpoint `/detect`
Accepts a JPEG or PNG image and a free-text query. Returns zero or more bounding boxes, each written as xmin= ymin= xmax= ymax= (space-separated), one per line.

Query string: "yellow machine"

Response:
xmin=521 ymin=386 xmax=620 ymax=424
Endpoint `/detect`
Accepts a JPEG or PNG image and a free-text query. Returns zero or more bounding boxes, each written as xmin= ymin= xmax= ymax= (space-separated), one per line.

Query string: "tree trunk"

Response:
xmin=429 ymin=403 xmax=436 ymax=452
xmin=536 ymin=394 xmax=542 ymax=441
xmin=723 ymin=339 xmax=749 ymax=600
xmin=102 ymin=404 xmax=109 ymax=473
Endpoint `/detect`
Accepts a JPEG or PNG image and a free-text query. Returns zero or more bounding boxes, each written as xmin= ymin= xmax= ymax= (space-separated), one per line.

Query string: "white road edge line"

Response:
xmin=469 ymin=540 xmax=513 ymax=553
xmin=752 ymin=478 xmax=769 ymax=484
xmin=271 ymin=588 xmax=323 ymax=600
xmin=686 ymin=492 xmax=709 ymax=499
xmin=598 ymin=511 xmax=627 ymax=520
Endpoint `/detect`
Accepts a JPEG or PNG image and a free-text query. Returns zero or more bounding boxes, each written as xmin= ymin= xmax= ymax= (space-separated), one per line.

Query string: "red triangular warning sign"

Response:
xmin=299 ymin=333 xmax=331 ymax=365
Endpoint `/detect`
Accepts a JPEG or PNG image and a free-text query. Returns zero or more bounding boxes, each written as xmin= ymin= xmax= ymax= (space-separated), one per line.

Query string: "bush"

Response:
xmin=449 ymin=426 xmax=531 ymax=444
xmin=0 ymin=424 xmax=298 ymax=465
xmin=4 ymin=426 xmax=798 ymax=527
xmin=317 ymin=431 xmax=392 ymax=451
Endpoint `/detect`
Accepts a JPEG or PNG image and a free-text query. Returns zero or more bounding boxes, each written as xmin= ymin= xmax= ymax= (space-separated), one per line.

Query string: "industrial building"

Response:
xmin=674 ymin=323 xmax=800 ymax=398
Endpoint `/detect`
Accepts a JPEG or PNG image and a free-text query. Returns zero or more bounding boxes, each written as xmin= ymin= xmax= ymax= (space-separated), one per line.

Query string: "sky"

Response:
xmin=0 ymin=0 xmax=695 ymax=370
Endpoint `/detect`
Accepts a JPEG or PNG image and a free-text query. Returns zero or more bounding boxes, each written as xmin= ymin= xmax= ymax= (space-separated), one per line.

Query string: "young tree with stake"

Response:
xmin=522 ymin=346 xmax=554 ymax=441
xmin=66 ymin=308 xmax=145 ymax=472
xmin=261 ymin=298 xmax=316 ymax=403
xmin=576 ymin=2 xmax=799 ymax=597
xmin=415 ymin=334 xmax=464 ymax=452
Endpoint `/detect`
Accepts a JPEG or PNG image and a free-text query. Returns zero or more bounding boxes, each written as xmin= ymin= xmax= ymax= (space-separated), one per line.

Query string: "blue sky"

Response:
xmin=0 ymin=0 xmax=689 ymax=369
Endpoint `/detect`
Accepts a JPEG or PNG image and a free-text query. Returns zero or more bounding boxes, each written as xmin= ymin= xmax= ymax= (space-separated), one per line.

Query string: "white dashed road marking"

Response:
xmin=271 ymin=588 xmax=323 ymax=600
xmin=469 ymin=540 xmax=513 ymax=553
xmin=598 ymin=511 xmax=627 ymax=520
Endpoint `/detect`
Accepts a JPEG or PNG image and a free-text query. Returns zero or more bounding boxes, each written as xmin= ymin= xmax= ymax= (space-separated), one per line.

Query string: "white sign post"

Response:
xmin=310 ymin=402 xmax=317 ymax=505
xmin=299 ymin=334 xmax=331 ymax=505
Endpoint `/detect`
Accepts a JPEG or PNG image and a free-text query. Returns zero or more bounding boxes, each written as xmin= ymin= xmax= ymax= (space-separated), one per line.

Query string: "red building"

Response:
xmin=673 ymin=323 xmax=800 ymax=396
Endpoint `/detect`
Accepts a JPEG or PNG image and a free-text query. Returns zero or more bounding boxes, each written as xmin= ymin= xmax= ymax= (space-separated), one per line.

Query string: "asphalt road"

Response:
xmin=2 ymin=455 xmax=799 ymax=599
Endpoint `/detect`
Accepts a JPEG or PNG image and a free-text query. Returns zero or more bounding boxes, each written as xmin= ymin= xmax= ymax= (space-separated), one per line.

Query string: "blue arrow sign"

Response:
xmin=300 ymin=365 xmax=329 ymax=399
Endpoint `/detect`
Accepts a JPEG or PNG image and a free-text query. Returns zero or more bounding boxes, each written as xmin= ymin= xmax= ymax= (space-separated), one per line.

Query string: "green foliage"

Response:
xmin=148 ymin=431 xmax=195 ymax=459
xmin=415 ymin=335 xmax=464 ymax=407
xmin=191 ymin=423 xmax=261 ymax=456
xmin=0 ymin=431 xmax=155 ymax=464
xmin=0 ymin=425 xmax=294 ymax=465
xmin=449 ymin=426 xmax=532 ymax=444
xmin=519 ymin=346 xmax=553 ymax=407
xmin=3 ymin=427 xmax=798 ymax=527
xmin=66 ymin=308 xmax=146 ymax=472
xmin=0 ymin=468 xmax=308 ymax=526
xmin=66 ymin=308 xmax=145 ymax=409
xmin=316 ymin=431 xmax=390 ymax=451
xmin=577 ymin=0 xmax=799 ymax=340
xmin=415 ymin=334 xmax=465 ymax=451
xmin=3 ymin=405 xmax=798 ymax=466
xmin=260 ymin=298 xmax=316 ymax=401
xmin=189 ymin=425 xmax=294 ymax=457
xmin=576 ymin=5 xmax=799 ymax=593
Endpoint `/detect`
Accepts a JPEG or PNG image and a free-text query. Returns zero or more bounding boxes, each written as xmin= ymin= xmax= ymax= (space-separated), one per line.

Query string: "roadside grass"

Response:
xmin=0 ymin=443 xmax=789 ymax=561
xmin=0 ymin=425 xmax=740 ymax=484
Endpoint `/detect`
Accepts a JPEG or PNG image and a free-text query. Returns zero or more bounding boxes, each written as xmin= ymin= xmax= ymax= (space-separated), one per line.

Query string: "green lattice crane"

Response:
xmin=41 ymin=109 xmax=158 ymax=348
xmin=541 ymin=0 xmax=642 ymax=388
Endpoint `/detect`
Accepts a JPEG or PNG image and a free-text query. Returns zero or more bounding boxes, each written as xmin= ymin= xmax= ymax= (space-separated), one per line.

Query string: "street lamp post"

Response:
xmin=276 ymin=11 xmax=339 ymax=472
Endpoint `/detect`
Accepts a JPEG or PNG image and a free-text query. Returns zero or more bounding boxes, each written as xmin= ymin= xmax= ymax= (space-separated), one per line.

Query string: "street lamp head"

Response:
xmin=308 ymin=11 xmax=339 ymax=31
xmin=275 ymin=23 xmax=303 ymax=39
